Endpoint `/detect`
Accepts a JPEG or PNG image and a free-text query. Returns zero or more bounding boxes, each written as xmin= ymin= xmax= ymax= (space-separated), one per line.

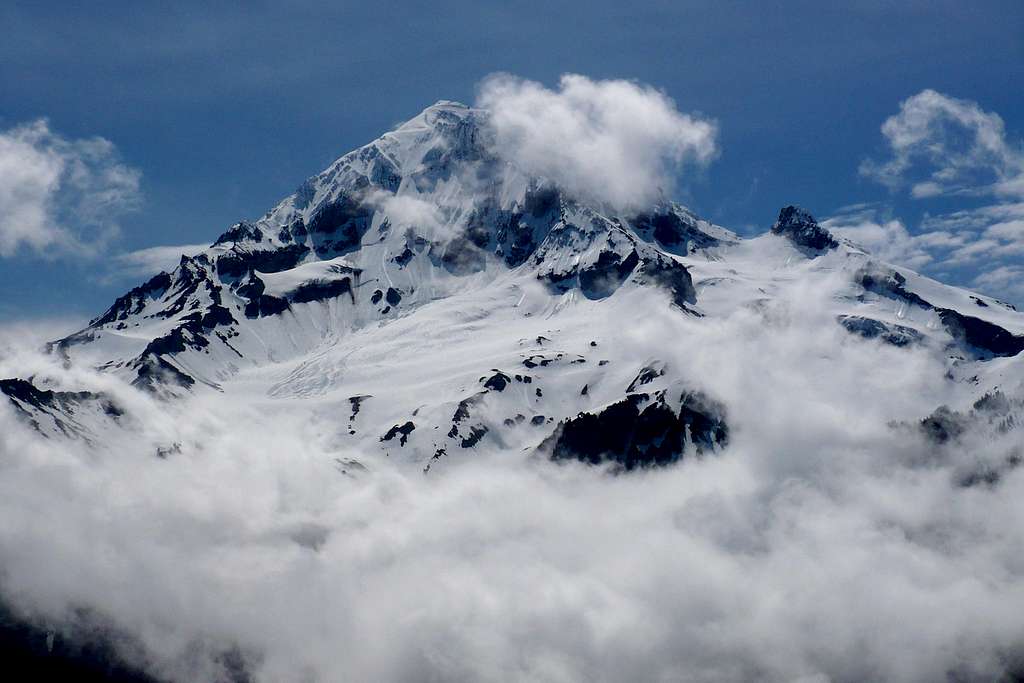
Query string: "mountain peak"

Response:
xmin=427 ymin=99 xmax=470 ymax=110
xmin=395 ymin=99 xmax=480 ymax=133
xmin=770 ymin=205 xmax=838 ymax=253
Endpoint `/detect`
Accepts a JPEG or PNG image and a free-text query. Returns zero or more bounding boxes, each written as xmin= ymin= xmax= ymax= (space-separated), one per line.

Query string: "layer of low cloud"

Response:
xmin=0 ymin=119 xmax=141 ymax=258
xmin=477 ymin=73 xmax=717 ymax=211
xmin=0 ymin=266 xmax=1022 ymax=681
xmin=0 ymin=83 xmax=1022 ymax=683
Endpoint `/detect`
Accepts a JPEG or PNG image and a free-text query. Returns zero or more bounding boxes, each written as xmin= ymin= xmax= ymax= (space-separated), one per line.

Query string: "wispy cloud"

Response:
xmin=0 ymin=119 xmax=141 ymax=258
xmin=1 ymin=266 xmax=1022 ymax=682
xmin=108 ymin=242 xmax=210 ymax=282
xmin=824 ymin=207 xmax=965 ymax=270
xmin=973 ymin=265 xmax=1024 ymax=304
xmin=849 ymin=91 xmax=1024 ymax=304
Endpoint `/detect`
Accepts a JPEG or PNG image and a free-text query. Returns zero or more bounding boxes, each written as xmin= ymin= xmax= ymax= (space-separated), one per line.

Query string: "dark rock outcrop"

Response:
xmin=543 ymin=391 xmax=728 ymax=470
xmin=837 ymin=315 xmax=924 ymax=348
xmin=1 ymin=378 xmax=123 ymax=435
xmin=771 ymin=206 xmax=837 ymax=253
xmin=216 ymin=244 xmax=310 ymax=279
xmin=482 ymin=371 xmax=511 ymax=392
xmin=0 ymin=603 xmax=161 ymax=683
xmin=636 ymin=255 xmax=696 ymax=308
xmin=307 ymin=197 xmax=373 ymax=257
xmin=856 ymin=267 xmax=931 ymax=310
xmin=381 ymin=421 xmax=416 ymax=446
xmin=936 ymin=308 xmax=1024 ymax=359
xmin=214 ymin=221 xmax=264 ymax=245
xmin=291 ymin=277 xmax=356 ymax=305
xmin=856 ymin=266 xmax=1024 ymax=359
xmin=626 ymin=364 xmax=666 ymax=393
xmin=237 ymin=274 xmax=289 ymax=318
xmin=631 ymin=207 xmax=721 ymax=254
xmin=436 ymin=236 xmax=486 ymax=276
xmin=89 ymin=272 xmax=172 ymax=327
xmin=578 ymin=248 xmax=640 ymax=299
xmin=131 ymin=356 xmax=195 ymax=392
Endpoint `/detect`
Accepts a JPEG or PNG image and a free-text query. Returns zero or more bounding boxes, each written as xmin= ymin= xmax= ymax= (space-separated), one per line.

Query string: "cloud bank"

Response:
xmin=0 ymin=82 xmax=1022 ymax=683
xmin=1 ymin=268 xmax=1022 ymax=682
xmin=0 ymin=119 xmax=141 ymax=258
xmin=477 ymin=74 xmax=717 ymax=211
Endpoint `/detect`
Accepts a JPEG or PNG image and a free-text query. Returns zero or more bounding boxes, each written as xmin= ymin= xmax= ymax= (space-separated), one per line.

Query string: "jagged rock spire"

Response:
xmin=771 ymin=205 xmax=837 ymax=253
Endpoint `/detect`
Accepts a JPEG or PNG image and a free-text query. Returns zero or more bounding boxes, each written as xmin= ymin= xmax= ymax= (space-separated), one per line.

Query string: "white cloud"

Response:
xmin=476 ymin=73 xmax=717 ymax=211
xmin=1 ymin=270 xmax=1022 ymax=681
xmin=860 ymin=89 xmax=1024 ymax=198
xmin=973 ymin=265 xmax=1024 ymax=304
xmin=366 ymin=190 xmax=453 ymax=242
xmin=945 ymin=237 xmax=1022 ymax=265
xmin=920 ymin=201 xmax=1024 ymax=232
xmin=0 ymin=119 xmax=141 ymax=258
xmin=852 ymin=91 xmax=1024 ymax=304
xmin=984 ymin=218 xmax=1024 ymax=242
xmin=826 ymin=203 xmax=1024 ymax=302
xmin=824 ymin=211 xmax=963 ymax=269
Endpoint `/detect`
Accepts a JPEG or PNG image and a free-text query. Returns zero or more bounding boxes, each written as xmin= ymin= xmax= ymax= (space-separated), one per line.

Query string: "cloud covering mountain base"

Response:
xmin=1 ymin=77 xmax=1023 ymax=683
xmin=1 ymin=270 xmax=1022 ymax=682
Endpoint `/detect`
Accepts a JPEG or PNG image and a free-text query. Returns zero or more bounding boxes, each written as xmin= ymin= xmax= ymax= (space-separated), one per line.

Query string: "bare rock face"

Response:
xmin=0 ymin=378 xmax=124 ymax=439
xmin=837 ymin=315 xmax=924 ymax=347
xmin=542 ymin=391 xmax=728 ymax=471
xmin=771 ymin=205 xmax=837 ymax=253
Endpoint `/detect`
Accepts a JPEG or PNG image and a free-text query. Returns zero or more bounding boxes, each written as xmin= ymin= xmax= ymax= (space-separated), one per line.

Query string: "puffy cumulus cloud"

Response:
xmin=0 ymin=119 xmax=141 ymax=258
xmin=1 ymin=267 xmax=1023 ymax=682
xmin=860 ymin=89 xmax=1024 ymax=198
xmin=476 ymin=73 xmax=717 ymax=211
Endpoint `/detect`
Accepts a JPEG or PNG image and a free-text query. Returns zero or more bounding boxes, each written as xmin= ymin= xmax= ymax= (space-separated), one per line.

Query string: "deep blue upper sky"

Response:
xmin=1 ymin=1 xmax=1022 ymax=321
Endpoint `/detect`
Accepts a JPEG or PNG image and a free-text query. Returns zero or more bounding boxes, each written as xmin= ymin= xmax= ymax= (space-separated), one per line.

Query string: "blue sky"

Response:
xmin=1 ymin=1 xmax=1022 ymax=321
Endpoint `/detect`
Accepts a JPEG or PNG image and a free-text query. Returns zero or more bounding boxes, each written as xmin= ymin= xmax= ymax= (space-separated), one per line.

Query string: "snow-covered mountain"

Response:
xmin=4 ymin=99 xmax=1024 ymax=683
xmin=4 ymin=100 xmax=1024 ymax=472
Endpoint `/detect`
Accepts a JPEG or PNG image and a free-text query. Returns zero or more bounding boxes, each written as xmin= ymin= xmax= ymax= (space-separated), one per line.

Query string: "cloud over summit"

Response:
xmin=477 ymin=73 xmax=718 ymax=211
